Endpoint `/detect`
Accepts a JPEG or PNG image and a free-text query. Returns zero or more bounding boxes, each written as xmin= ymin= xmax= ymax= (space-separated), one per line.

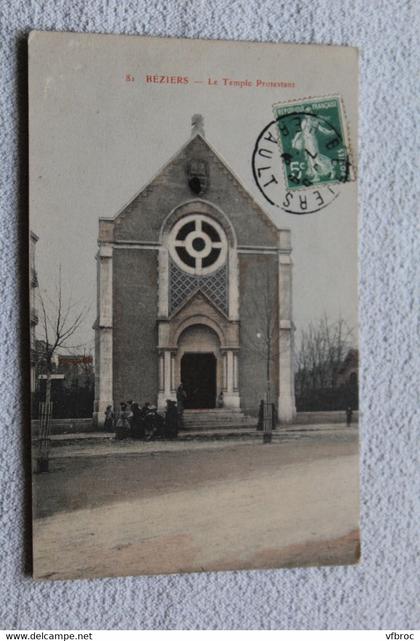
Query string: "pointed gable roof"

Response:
xmin=106 ymin=118 xmax=278 ymax=236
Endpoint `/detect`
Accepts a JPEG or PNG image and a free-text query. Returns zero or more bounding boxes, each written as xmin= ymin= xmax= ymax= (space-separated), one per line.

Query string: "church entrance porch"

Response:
xmin=181 ymin=353 xmax=216 ymax=409
xmin=157 ymin=320 xmax=241 ymax=411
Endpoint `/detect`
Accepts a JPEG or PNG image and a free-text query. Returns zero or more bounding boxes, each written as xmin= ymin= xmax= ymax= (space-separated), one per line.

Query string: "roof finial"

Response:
xmin=191 ymin=114 xmax=205 ymax=137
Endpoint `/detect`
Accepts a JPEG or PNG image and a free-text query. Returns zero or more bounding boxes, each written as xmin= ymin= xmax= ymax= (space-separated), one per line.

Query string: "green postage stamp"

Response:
xmin=272 ymin=95 xmax=354 ymax=190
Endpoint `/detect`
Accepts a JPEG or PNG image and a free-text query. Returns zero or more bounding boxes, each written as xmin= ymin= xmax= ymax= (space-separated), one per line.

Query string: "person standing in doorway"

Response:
xmin=176 ymin=383 xmax=187 ymax=428
xmin=126 ymin=400 xmax=134 ymax=431
xmin=104 ymin=405 xmax=114 ymax=432
xmin=115 ymin=402 xmax=130 ymax=440
xmin=165 ymin=399 xmax=179 ymax=439
xmin=131 ymin=402 xmax=144 ymax=439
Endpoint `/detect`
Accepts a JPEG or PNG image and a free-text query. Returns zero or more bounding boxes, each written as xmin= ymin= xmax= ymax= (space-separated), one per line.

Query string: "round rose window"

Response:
xmin=169 ymin=214 xmax=228 ymax=275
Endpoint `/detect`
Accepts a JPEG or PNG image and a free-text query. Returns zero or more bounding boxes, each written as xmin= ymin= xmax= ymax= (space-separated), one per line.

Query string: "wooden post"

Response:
xmin=37 ymin=394 xmax=52 ymax=472
xmin=36 ymin=372 xmax=63 ymax=472
xmin=263 ymin=401 xmax=273 ymax=444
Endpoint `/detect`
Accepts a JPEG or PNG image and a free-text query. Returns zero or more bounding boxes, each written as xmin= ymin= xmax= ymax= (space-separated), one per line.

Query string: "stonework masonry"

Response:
xmin=94 ymin=120 xmax=296 ymax=425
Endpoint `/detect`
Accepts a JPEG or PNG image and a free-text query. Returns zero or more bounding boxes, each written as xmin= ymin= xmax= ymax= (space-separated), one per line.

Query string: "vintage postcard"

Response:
xmin=29 ymin=32 xmax=359 ymax=580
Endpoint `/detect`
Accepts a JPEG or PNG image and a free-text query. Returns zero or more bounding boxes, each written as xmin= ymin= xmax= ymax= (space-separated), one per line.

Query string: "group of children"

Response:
xmin=104 ymin=399 xmax=179 ymax=441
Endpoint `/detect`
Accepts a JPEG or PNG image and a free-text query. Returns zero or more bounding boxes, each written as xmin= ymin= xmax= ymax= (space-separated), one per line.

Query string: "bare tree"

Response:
xmin=36 ymin=266 xmax=88 ymax=472
xmin=242 ymin=260 xmax=296 ymax=437
xmin=78 ymin=347 xmax=95 ymax=389
xmin=242 ymin=261 xmax=283 ymax=409
xmin=295 ymin=315 xmax=355 ymax=401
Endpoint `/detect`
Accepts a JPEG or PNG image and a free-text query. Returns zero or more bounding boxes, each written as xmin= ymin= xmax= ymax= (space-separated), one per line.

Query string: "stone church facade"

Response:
xmin=94 ymin=116 xmax=296 ymax=425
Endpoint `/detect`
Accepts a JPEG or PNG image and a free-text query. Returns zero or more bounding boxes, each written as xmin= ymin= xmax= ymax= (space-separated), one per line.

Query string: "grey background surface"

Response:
xmin=0 ymin=0 xmax=418 ymax=630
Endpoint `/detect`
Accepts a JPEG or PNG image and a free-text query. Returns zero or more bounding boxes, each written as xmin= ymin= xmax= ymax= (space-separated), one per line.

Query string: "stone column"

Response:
xmin=226 ymin=245 xmax=240 ymax=407
xmin=94 ymin=244 xmax=113 ymax=427
xmin=223 ymin=349 xmax=240 ymax=408
xmin=277 ymin=230 xmax=296 ymax=423
xmin=222 ymin=352 xmax=228 ymax=390
xmin=170 ymin=353 xmax=176 ymax=392
xmin=228 ymin=248 xmax=239 ymax=320
xmin=158 ymin=349 xmax=176 ymax=409
xmin=158 ymin=247 xmax=169 ymax=317
xmin=158 ymin=353 xmax=165 ymax=392
xmin=233 ymin=352 xmax=239 ymax=391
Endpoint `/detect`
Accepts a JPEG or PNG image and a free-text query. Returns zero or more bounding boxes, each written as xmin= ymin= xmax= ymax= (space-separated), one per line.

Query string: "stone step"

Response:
xmin=183 ymin=408 xmax=244 ymax=412
xmin=183 ymin=420 xmax=254 ymax=425
xmin=183 ymin=410 xmax=246 ymax=417
xmin=183 ymin=422 xmax=256 ymax=429
xmin=183 ymin=409 xmax=253 ymax=418
xmin=182 ymin=423 xmax=256 ymax=432
xmin=182 ymin=412 xmax=257 ymax=430
xmin=183 ymin=416 xmax=255 ymax=424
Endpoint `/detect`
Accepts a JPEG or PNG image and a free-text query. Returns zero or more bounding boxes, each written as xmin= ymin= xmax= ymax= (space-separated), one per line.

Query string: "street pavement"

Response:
xmin=44 ymin=422 xmax=357 ymax=458
xmin=32 ymin=425 xmax=359 ymax=580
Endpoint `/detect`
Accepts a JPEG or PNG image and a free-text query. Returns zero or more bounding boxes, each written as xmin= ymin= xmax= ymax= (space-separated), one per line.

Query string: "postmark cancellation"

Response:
xmin=252 ymin=95 xmax=355 ymax=215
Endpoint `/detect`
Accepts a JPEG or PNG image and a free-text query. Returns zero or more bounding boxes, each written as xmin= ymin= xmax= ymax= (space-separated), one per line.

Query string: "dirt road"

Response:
xmin=33 ymin=434 xmax=359 ymax=579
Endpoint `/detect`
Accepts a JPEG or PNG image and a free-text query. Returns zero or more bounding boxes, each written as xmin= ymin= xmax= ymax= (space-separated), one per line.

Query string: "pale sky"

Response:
xmin=29 ymin=32 xmax=358 ymax=354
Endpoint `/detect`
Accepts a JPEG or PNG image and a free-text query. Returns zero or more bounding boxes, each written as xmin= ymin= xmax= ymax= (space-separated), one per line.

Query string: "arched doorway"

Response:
xmin=176 ymin=324 xmax=222 ymax=409
xmin=181 ymin=353 xmax=216 ymax=408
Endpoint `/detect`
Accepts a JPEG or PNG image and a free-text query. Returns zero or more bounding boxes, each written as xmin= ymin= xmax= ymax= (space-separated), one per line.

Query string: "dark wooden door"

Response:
xmin=181 ymin=353 xmax=216 ymax=409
